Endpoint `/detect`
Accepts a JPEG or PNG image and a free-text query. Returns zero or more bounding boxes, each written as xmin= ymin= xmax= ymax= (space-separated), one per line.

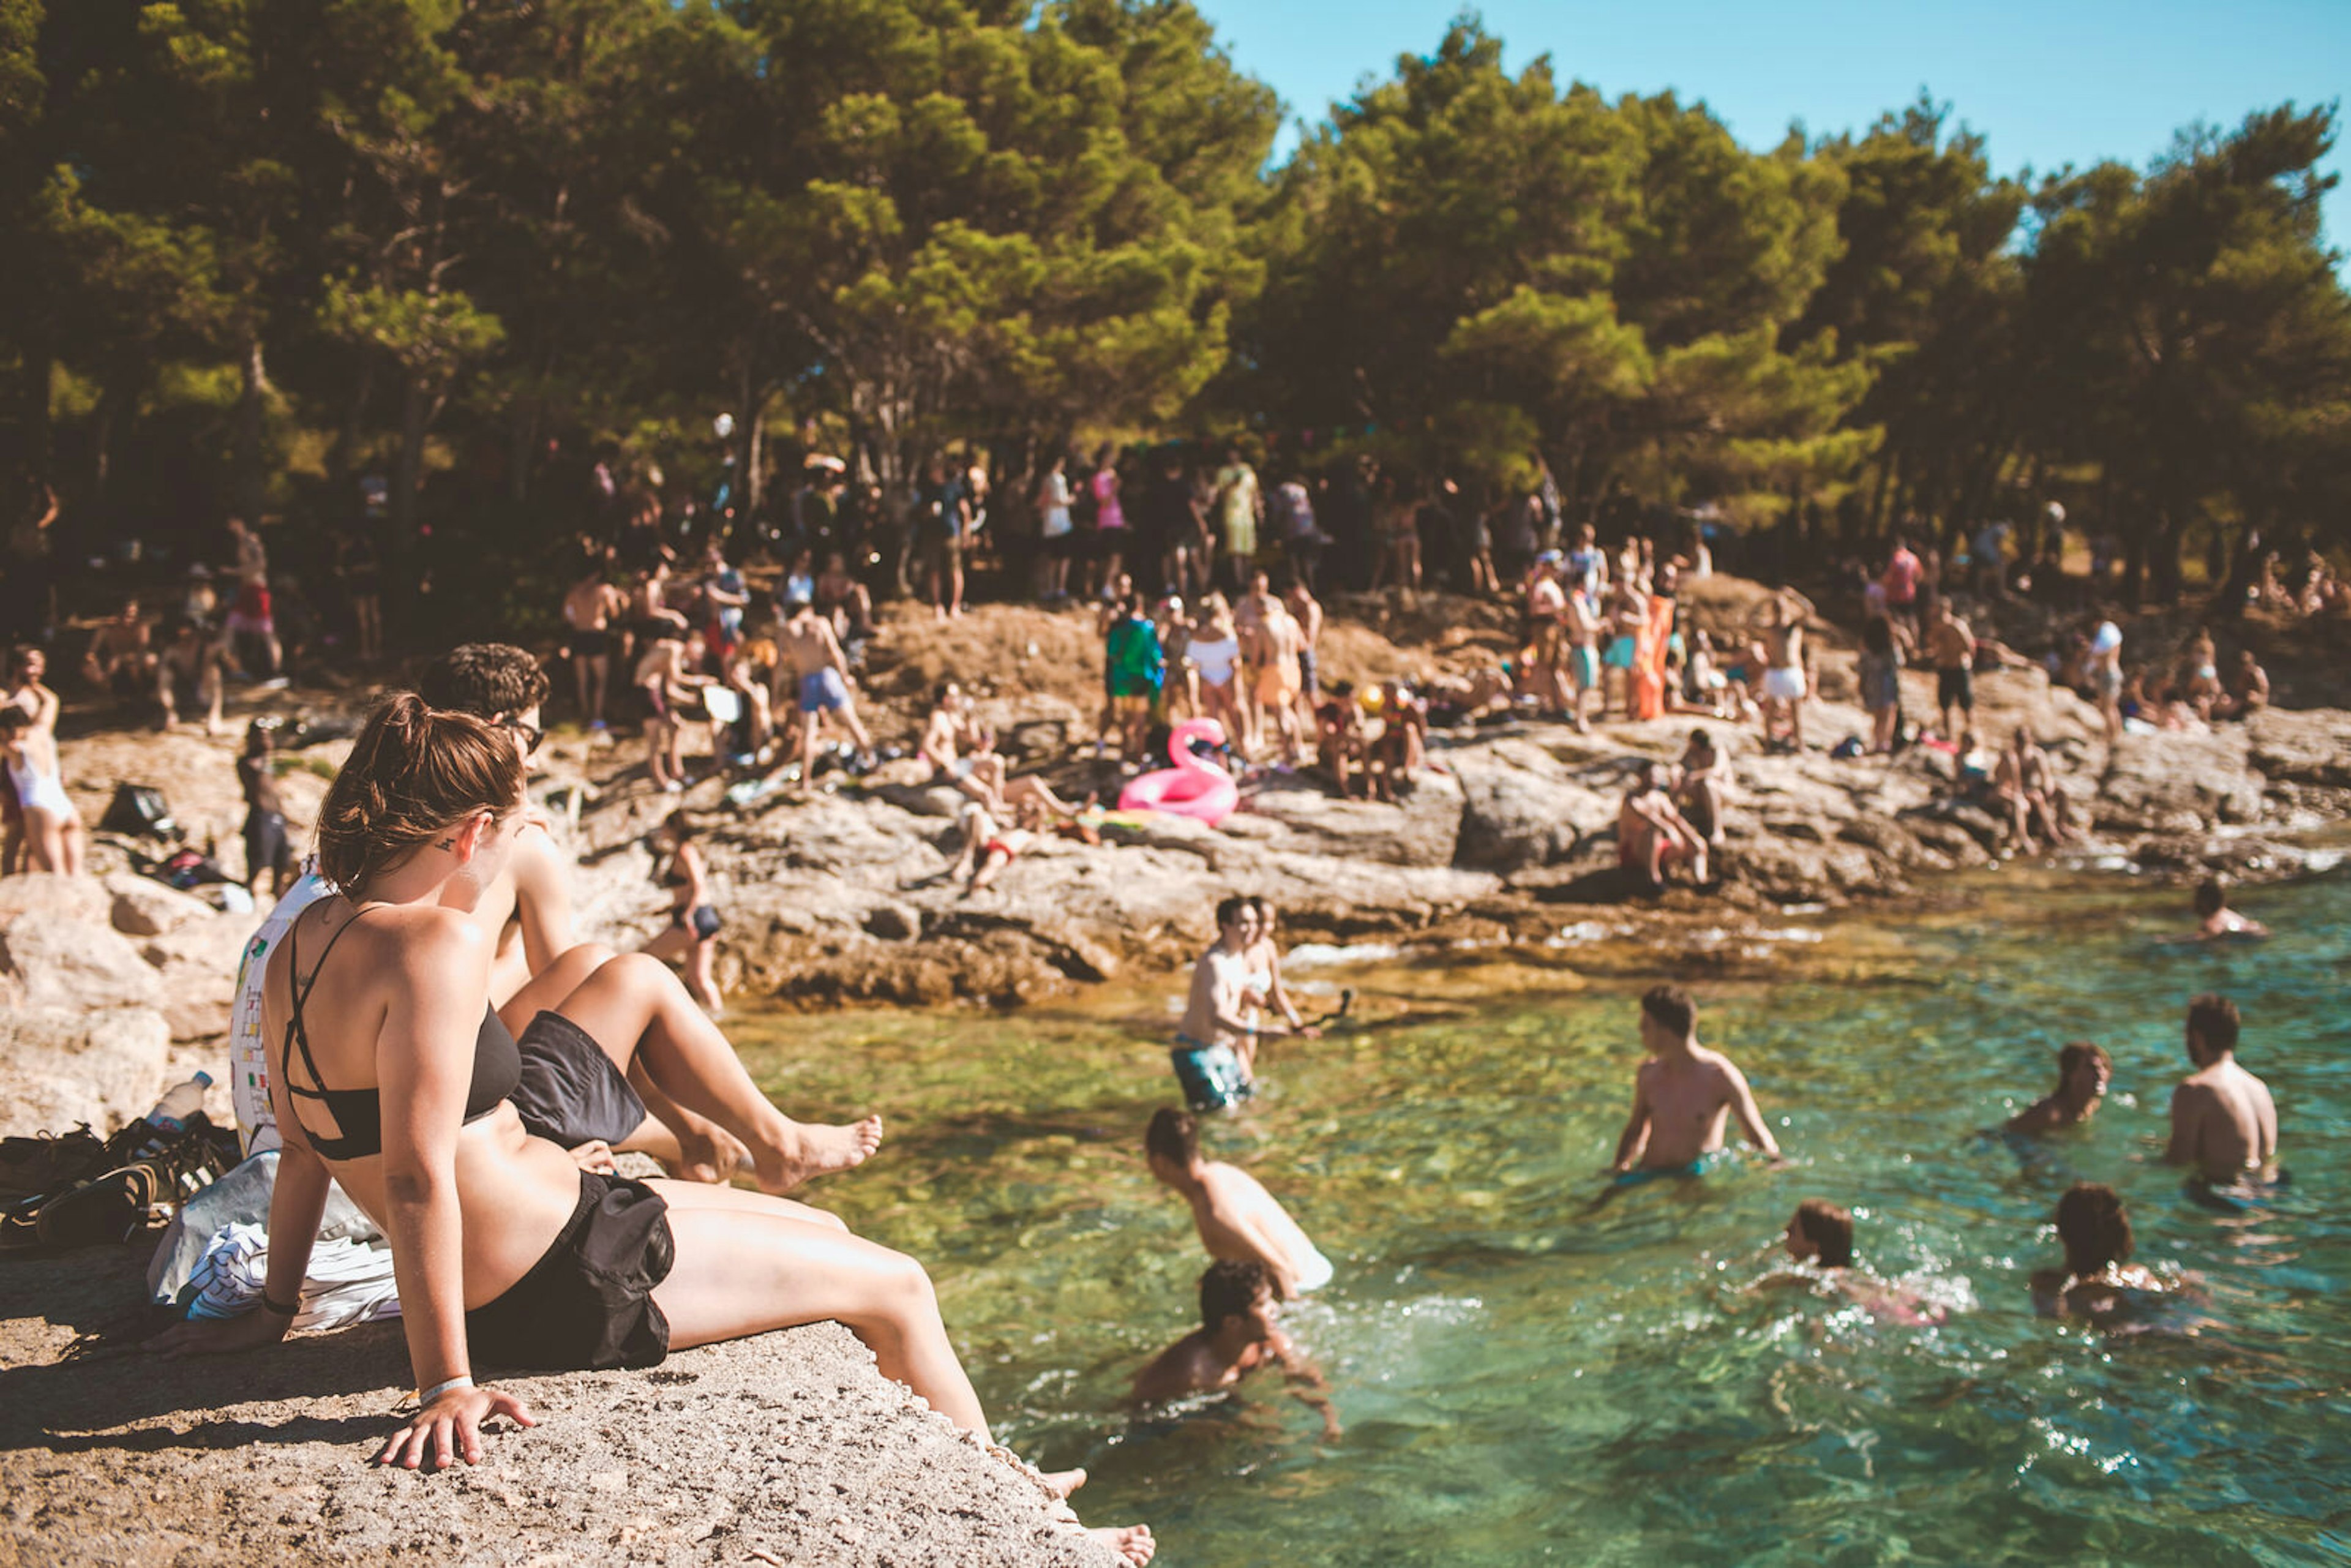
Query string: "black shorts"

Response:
xmin=1937 ymin=666 xmax=1973 ymax=712
xmin=675 ymin=904 xmax=721 ymax=941
xmin=242 ymin=809 xmax=292 ymax=879
xmin=569 ymin=627 xmax=610 ymax=658
xmin=508 ymin=1010 xmax=651 ymax=1150
xmin=467 ymin=1169 xmax=673 ymax=1371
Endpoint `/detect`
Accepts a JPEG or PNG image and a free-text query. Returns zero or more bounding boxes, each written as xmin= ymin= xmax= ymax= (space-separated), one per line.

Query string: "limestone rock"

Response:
xmin=1450 ymin=740 xmax=1621 ymax=872
xmin=0 ymin=913 xmax=166 ymax=1013
xmin=0 ymin=1005 xmax=172 ymax=1139
xmin=102 ymin=874 xmax=219 ymax=939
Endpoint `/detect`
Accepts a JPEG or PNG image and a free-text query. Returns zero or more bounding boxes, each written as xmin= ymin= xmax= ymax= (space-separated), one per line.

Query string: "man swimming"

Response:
xmin=2004 ymin=1041 xmax=2112 ymax=1132
xmin=2164 ymin=992 xmax=2279 ymax=1190
xmin=1130 ymin=1260 xmax=1341 ymax=1439
xmin=1144 ymin=1108 xmax=1333 ymax=1299
xmin=2030 ymin=1182 xmax=2170 ymax=1322
xmin=1764 ymin=1199 xmax=1948 ymax=1324
xmin=1172 ymin=897 xmax=1296 ymax=1110
xmin=1610 ymin=985 xmax=1781 ymax=1177
xmin=2191 ymin=877 xmax=2270 ymax=940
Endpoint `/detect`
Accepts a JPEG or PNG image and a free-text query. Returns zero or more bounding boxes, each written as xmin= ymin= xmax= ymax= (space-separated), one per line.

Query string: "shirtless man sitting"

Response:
xmin=1129 ymin=1259 xmax=1341 ymax=1439
xmin=1990 ymin=725 xmax=2074 ymax=852
xmin=918 ymin=681 xmax=1078 ymax=816
xmin=1619 ymin=760 xmax=1708 ymax=890
xmin=2004 ymin=1041 xmax=2111 ymax=1132
xmin=778 ymin=596 xmax=874 ymax=781
xmin=1144 ymin=1108 xmax=1333 ymax=1299
xmin=81 ymin=597 xmax=156 ymax=700
xmin=1609 ymin=985 xmax=1781 ymax=1179
xmin=1672 ymin=729 xmax=1725 ymax=852
xmin=2191 ymin=877 xmax=2269 ymax=940
xmin=2164 ymin=992 xmax=2279 ymax=1191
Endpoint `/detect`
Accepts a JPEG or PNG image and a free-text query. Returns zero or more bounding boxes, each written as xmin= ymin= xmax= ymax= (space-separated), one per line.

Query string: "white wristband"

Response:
xmin=419 ymin=1375 xmax=475 ymax=1405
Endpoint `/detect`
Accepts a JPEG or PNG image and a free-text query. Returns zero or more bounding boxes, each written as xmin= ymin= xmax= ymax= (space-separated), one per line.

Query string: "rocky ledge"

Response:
xmin=0 ymin=1247 xmax=1117 ymax=1567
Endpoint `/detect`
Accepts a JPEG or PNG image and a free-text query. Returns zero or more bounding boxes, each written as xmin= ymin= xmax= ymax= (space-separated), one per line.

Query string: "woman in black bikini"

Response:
xmin=151 ymin=695 xmax=1153 ymax=1561
xmin=640 ymin=814 xmax=722 ymax=1012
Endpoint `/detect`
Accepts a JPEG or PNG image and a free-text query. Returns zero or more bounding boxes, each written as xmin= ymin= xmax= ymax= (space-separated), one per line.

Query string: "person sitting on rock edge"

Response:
xmin=1130 ymin=1259 xmax=1340 ymax=1441
xmin=1618 ymin=760 xmax=1707 ymax=891
xmin=1144 ymin=1108 xmax=1333 ymax=1299
xmin=149 ymin=694 xmax=1155 ymax=1565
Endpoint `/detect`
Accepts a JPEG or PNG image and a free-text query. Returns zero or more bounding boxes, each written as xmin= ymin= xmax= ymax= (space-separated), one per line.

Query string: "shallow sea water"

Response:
xmin=732 ymin=861 xmax=2351 ymax=1566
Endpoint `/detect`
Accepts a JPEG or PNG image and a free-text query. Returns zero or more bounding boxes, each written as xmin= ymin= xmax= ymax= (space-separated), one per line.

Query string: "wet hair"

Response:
xmin=2055 ymin=1182 xmax=2132 ymax=1275
xmin=1793 ymin=1199 xmax=1853 ymax=1267
xmin=2187 ymin=992 xmax=2240 ymax=1054
xmin=2192 ymin=877 xmax=2226 ymax=918
xmin=418 ymin=643 xmax=550 ymax=719
xmin=315 ymin=693 xmax=525 ymax=892
xmin=1214 ymin=894 xmax=1250 ymax=929
xmin=1199 ymin=1258 xmax=1272 ymax=1332
xmin=2055 ymin=1041 xmax=2110 ymax=1093
xmin=1640 ymin=984 xmax=1696 ymax=1037
xmin=1144 ymin=1108 xmax=1199 ymax=1166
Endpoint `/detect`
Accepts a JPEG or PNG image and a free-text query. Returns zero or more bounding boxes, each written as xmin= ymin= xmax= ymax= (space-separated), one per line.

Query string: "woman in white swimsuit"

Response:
xmin=0 ymin=705 xmax=83 ymax=874
xmin=1187 ymin=593 xmax=1245 ymax=754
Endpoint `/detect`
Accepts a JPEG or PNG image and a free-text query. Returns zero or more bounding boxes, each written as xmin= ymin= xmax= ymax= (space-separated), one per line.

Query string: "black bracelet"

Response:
xmin=260 ymin=1291 xmax=299 ymax=1318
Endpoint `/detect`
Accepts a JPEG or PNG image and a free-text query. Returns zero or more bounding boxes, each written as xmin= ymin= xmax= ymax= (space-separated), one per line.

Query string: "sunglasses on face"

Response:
xmin=501 ymin=718 xmax=545 ymax=755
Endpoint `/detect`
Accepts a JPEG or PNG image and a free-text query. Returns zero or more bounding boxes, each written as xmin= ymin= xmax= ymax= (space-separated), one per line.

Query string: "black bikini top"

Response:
xmin=279 ymin=908 xmax=520 ymax=1162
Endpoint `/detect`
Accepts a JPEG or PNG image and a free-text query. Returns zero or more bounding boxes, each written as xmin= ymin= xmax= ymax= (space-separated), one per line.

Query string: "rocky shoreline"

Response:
xmin=3 ymin=595 xmax=2347 ymax=1566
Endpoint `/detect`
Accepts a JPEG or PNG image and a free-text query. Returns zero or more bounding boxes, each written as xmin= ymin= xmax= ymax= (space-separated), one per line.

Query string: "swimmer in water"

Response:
xmin=1144 ymin=1108 xmax=1333 ymax=1299
xmin=1130 ymin=1259 xmax=1341 ymax=1440
xmin=2164 ymin=992 xmax=2280 ymax=1191
xmin=1609 ymin=985 xmax=1782 ymax=1179
xmin=2004 ymin=1041 xmax=2112 ymax=1133
xmin=2030 ymin=1182 xmax=2171 ymax=1322
xmin=2191 ymin=876 xmax=2269 ymax=940
xmin=1771 ymin=1199 xmax=1946 ymax=1325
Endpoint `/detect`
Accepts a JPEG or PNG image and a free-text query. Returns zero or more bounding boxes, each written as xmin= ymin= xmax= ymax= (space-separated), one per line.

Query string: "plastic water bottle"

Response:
xmin=146 ymin=1072 xmax=213 ymax=1135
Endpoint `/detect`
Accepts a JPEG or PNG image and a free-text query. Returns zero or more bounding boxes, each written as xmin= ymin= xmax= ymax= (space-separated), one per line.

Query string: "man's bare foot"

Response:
xmin=1041 ymin=1467 xmax=1086 ymax=1500
xmin=1090 ymin=1525 xmax=1153 ymax=1565
xmin=673 ymin=1122 xmax=751 ymax=1185
xmin=754 ymin=1114 xmax=885 ymax=1193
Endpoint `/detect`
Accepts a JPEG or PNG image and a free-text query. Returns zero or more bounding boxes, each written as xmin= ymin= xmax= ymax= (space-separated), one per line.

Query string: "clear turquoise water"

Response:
xmin=733 ymin=863 xmax=2351 ymax=1566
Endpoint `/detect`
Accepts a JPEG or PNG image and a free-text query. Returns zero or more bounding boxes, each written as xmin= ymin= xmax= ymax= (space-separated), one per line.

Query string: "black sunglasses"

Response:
xmin=501 ymin=718 xmax=545 ymax=755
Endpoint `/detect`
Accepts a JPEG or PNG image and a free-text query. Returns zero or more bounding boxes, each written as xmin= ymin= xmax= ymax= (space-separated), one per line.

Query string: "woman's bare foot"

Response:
xmin=673 ymin=1122 xmax=751 ymax=1185
xmin=754 ymin=1114 xmax=885 ymax=1193
xmin=1090 ymin=1525 xmax=1154 ymax=1564
xmin=1040 ymin=1467 xmax=1086 ymax=1500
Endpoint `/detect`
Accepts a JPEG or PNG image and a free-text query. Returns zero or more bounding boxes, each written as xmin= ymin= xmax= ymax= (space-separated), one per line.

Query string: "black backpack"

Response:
xmin=99 ymin=782 xmax=181 ymax=841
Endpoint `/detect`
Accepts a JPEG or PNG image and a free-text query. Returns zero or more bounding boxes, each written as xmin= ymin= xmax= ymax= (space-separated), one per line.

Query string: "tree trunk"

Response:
xmin=232 ymin=334 xmax=271 ymax=523
xmin=89 ymin=384 xmax=123 ymax=528
xmin=392 ymin=375 xmax=429 ymax=547
xmin=509 ymin=397 xmax=537 ymax=506
xmin=327 ymin=358 xmax=375 ymax=492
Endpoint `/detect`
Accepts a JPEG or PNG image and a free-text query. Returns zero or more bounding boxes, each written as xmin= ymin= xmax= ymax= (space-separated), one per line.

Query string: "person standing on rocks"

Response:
xmin=1608 ymin=985 xmax=1780 ymax=1180
xmin=0 ymin=702 xmax=82 ymax=876
xmin=2088 ymin=621 xmax=2124 ymax=746
xmin=1749 ymin=588 xmax=1814 ymax=751
xmin=221 ymin=516 xmax=285 ymax=683
xmin=1212 ymin=446 xmax=1261 ymax=596
xmin=2164 ymin=992 xmax=2279 ymax=1193
xmin=1174 ymin=896 xmax=1295 ymax=1112
xmin=1925 ymin=599 xmax=1977 ymax=742
xmin=562 ymin=557 xmax=626 ymax=731
xmin=151 ymin=696 xmax=1156 ymax=1566
xmin=778 ymin=597 xmax=873 ymax=783
xmin=238 ymin=720 xmax=296 ymax=899
xmin=1101 ymin=595 xmax=1165 ymax=763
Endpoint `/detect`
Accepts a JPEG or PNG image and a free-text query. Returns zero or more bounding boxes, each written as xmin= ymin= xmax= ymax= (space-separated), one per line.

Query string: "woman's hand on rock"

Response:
xmin=148 ymin=1308 xmax=290 ymax=1359
xmin=375 ymin=1386 xmax=536 ymax=1469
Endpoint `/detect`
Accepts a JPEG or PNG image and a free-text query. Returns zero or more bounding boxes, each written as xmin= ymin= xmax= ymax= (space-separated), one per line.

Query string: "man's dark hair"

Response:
xmin=2056 ymin=1040 xmax=2111 ymax=1093
xmin=1199 ymin=1259 xmax=1271 ymax=1333
xmin=418 ymin=643 xmax=550 ymax=719
xmin=1214 ymin=894 xmax=1250 ymax=929
xmin=2055 ymin=1182 xmax=2132 ymax=1275
xmin=1794 ymin=1199 xmax=1853 ymax=1267
xmin=0 ymin=706 xmax=29 ymax=734
xmin=2192 ymin=877 xmax=2226 ymax=918
xmin=2187 ymin=992 xmax=2240 ymax=1054
xmin=1144 ymin=1108 xmax=1198 ymax=1167
xmin=1640 ymin=984 xmax=1696 ymax=1038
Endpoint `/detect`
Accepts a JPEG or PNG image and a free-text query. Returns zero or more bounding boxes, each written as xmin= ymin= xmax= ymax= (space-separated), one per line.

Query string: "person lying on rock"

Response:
xmin=1607 ymin=985 xmax=1782 ymax=1184
xmin=2004 ymin=1041 xmax=2111 ymax=1133
xmin=1130 ymin=1259 xmax=1341 ymax=1441
xmin=149 ymin=694 xmax=1158 ymax=1563
xmin=1144 ymin=1109 xmax=1332 ymax=1300
xmin=231 ymin=647 xmax=879 ymax=1190
xmin=948 ymin=796 xmax=1043 ymax=895
xmin=920 ymin=680 xmax=1080 ymax=817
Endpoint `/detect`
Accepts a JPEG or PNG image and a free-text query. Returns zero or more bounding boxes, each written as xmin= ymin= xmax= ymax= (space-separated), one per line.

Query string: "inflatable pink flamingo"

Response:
xmin=1118 ymin=716 xmax=1238 ymax=827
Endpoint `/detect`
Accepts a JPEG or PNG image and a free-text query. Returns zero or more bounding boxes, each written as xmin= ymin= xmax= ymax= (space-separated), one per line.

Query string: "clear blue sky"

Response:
xmin=1194 ymin=0 xmax=2349 ymax=260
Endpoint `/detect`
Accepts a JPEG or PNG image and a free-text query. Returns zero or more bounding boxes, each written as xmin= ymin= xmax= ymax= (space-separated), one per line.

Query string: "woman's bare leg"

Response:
xmin=555 ymin=953 xmax=881 ymax=1193
xmin=689 ymin=934 xmax=722 ymax=1009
